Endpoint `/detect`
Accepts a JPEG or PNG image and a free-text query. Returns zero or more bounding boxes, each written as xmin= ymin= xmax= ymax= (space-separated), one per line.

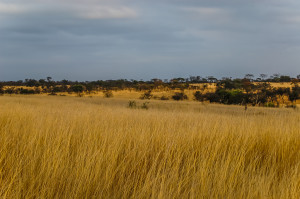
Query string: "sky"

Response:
xmin=1 ymin=0 xmax=300 ymax=81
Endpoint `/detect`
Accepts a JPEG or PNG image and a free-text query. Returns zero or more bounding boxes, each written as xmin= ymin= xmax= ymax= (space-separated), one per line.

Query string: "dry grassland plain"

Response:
xmin=0 ymin=95 xmax=300 ymax=198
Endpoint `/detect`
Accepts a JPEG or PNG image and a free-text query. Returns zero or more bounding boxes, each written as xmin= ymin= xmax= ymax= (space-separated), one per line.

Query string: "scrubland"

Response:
xmin=0 ymin=95 xmax=300 ymax=198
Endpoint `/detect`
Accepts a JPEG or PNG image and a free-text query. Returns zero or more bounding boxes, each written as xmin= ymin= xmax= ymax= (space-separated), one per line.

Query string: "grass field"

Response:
xmin=0 ymin=95 xmax=300 ymax=198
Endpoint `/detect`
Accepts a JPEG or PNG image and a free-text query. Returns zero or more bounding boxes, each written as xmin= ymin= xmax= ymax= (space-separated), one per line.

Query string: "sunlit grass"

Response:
xmin=0 ymin=95 xmax=299 ymax=198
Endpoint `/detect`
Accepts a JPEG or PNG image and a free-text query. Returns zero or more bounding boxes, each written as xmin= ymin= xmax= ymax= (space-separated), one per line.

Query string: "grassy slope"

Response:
xmin=0 ymin=95 xmax=300 ymax=198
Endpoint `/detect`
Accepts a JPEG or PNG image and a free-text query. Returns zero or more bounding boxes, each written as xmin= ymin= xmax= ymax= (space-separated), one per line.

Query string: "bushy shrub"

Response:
xmin=172 ymin=92 xmax=188 ymax=101
xmin=19 ymin=88 xmax=35 ymax=94
xmin=194 ymin=91 xmax=204 ymax=102
xmin=70 ymin=85 xmax=85 ymax=93
xmin=160 ymin=96 xmax=169 ymax=100
xmin=215 ymin=89 xmax=244 ymax=104
xmin=204 ymin=92 xmax=220 ymax=103
xmin=103 ymin=90 xmax=113 ymax=98
xmin=128 ymin=101 xmax=137 ymax=109
xmin=288 ymin=85 xmax=300 ymax=104
xmin=140 ymin=90 xmax=153 ymax=100
xmin=5 ymin=88 xmax=15 ymax=95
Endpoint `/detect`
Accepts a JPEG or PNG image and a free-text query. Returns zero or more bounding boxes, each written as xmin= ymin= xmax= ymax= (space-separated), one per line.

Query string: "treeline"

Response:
xmin=0 ymin=73 xmax=300 ymax=89
xmin=0 ymin=74 xmax=299 ymax=108
xmin=143 ymin=78 xmax=299 ymax=108
xmin=192 ymin=78 xmax=300 ymax=109
xmin=0 ymin=77 xmax=189 ymax=92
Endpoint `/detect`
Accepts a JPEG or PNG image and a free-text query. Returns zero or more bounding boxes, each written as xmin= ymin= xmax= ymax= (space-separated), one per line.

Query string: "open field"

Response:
xmin=0 ymin=95 xmax=300 ymax=198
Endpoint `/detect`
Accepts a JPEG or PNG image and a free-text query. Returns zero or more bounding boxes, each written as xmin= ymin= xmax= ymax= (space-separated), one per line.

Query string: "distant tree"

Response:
xmin=194 ymin=91 xmax=204 ymax=102
xmin=47 ymin=77 xmax=52 ymax=82
xmin=170 ymin=78 xmax=186 ymax=85
xmin=172 ymin=92 xmax=188 ymax=101
xmin=279 ymin=75 xmax=291 ymax=82
xmin=288 ymin=85 xmax=300 ymax=105
xmin=254 ymin=91 xmax=268 ymax=106
xmin=51 ymin=86 xmax=63 ymax=95
xmin=70 ymin=84 xmax=85 ymax=96
xmin=242 ymin=79 xmax=253 ymax=110
xmin=242 ymin=79 xmax=252 ymax=93
xmin=151 ymin=78 xmax=163 ymax=89
xmin=25 ymin=79 xmax=40 ymax=87
xmin=207 ymin=76 xmax=217 ymax=83
xmin=272 ymin=73 xmax=281 ymax=82
xmin=177 ymin=78 xmax=186 ymax=83
xmin=189 ymin=76 xmax=196 ymax=83
xmin=215 ymin=89 xmax=244 ymax=105
xmin=85 ymin=83 xmax=95 ymax=94
xmin=275 ymin=87 xmax=289 ymax=105
xmin=19 ymin=88 xmax=35 ymax=94
xmin=60 ymin=79 xmax=68 ymax=85
xmin=217 ymin=79 xmax=233 ymax=89
xmin=256 ymin=82 xmax=271 ymax=92
xmin=0 ymin=83 xmax=4 ymax=95
xmin=204 ymin=92 xmax=220 ymax=103
xmin=217 ymin=79 xmax=242 ymax=90
xmin=137 ymin=83 xmax=151 ymax=91
xmin=259 ymin=74 xmax=268 ymax=81
xmin=196 ymin=76 xmax=202 ymax=82
xmin=264 ymin=88 xmax=277 ymax=104
xmin=39 ymin=79 xmax=47 ymax=88
xmin=244 ymin=74 xmax=254 ymax=81
xmin=45 ymin=77 xmax=55 ymax=89
xmin=5 ymin=87 xmax=15 ymax=95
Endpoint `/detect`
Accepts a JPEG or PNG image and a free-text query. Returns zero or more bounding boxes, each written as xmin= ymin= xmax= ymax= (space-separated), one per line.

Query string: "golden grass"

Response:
xmin=0 ymin=95 xmax=300 ymax=198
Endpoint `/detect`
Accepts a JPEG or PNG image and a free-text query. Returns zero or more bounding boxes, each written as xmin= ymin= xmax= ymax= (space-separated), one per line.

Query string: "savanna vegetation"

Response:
xmin=0 ymin=74 xmax=300 ymax=108
xmin=0 ymin=74 xmax=300 ymax=198
xmin=0 ymin=95 xmax=300 ymax=198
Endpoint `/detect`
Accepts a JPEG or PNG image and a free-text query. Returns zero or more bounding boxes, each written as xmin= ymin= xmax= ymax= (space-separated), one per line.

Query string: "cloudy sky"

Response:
xmin=1 ymin=0 xmax=300 ymax=81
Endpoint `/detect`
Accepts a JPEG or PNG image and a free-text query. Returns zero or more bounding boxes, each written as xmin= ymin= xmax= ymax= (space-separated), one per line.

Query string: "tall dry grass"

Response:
xmin=0 ymin=95 xmax=300 ymax=198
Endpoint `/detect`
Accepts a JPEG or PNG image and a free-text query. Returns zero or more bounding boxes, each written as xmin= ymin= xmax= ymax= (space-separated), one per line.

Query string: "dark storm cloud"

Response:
xmin=0 ymin=0 xmax=300 ymax=81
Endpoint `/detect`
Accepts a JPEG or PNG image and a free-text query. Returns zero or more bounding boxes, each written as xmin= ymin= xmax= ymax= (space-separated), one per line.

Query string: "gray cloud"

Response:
xmin=0 ymin=0 xmax=300 ymax=81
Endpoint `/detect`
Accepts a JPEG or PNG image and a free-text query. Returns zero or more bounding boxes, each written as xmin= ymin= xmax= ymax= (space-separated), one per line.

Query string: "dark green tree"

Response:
xmin=70 ymin=85 xmax=85 ymax=96
xmin=172 ymin=92 xmax=188 ymax=101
